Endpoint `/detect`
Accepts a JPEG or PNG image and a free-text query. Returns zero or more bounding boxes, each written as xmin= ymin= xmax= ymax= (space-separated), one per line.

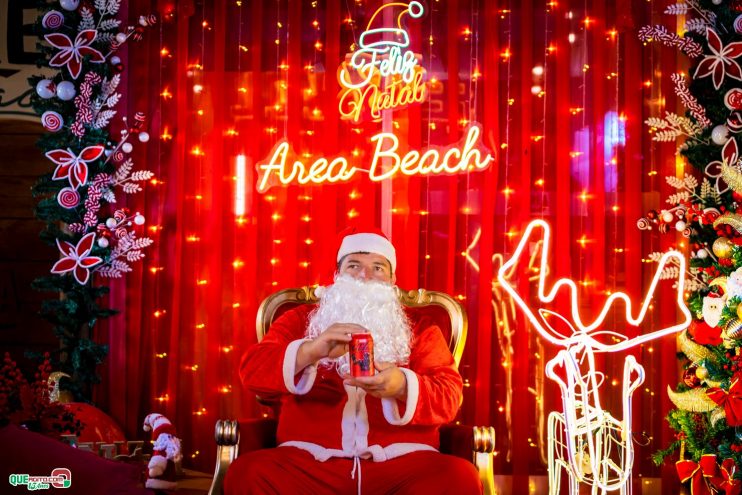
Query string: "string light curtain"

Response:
xmin=95 ymin=0 xmax=683 ymax=489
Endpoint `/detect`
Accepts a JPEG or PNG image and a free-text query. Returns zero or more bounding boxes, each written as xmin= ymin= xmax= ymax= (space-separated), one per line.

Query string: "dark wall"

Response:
xmin=0 ymin=120 xmax=56 ymax=371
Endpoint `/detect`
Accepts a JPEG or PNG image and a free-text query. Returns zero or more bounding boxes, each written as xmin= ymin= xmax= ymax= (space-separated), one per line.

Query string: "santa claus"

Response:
xmin=142 ymin=413 xmax=182 ymax=490
xmin=224 ymin=227 xmax=482 ymax=495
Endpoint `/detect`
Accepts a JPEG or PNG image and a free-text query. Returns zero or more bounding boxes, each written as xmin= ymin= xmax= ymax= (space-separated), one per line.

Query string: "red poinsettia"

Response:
xmin=51 ymin=233 xmax=103 ymax=285
xmin=46 ymin=145 xmax=105 ymax=190
xmin=705 ymin=137 xmax=738 ymax=195
xmin=44 ymin=30 xmax=105 ymax=80
xmin=694 ymin=28 xmax=742 ymax=90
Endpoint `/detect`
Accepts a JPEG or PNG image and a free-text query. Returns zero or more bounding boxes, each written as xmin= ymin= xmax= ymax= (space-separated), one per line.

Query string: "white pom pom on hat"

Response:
xmin=336 ymin=227 xmax=396 ymax=273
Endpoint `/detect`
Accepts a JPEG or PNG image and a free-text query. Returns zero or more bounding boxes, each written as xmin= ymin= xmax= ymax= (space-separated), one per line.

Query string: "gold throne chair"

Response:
xmin=208 ymin=286 xmax=496 ymax=495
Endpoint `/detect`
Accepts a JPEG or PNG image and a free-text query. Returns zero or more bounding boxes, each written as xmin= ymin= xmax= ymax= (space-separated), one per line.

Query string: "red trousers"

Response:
xmin=223 ymin=446 xmax=483 ymax=495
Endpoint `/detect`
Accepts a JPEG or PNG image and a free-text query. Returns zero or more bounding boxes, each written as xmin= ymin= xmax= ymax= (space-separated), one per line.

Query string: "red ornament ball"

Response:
xmin=683 ymin=367 xmax=701 ymax=388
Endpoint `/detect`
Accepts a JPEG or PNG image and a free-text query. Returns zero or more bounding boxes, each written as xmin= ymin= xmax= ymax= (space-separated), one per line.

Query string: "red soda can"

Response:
xmin=350 ymin=333 xmax=374 ymax=377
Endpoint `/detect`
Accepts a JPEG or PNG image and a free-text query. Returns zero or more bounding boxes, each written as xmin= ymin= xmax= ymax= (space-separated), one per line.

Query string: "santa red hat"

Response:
xmin=336 ymin=227 xmax=396 ymax=273
xmin=143 ymin=413 xmax=176 ymax=437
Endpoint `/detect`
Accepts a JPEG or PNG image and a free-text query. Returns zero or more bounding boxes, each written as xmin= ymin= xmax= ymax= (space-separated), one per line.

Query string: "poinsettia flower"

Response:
xmin=705 ymin=137 xmax=738 ymax=195
xmin=44 ymin=30 xmax=105 ymax=80
xmin=705 ymin=161 xmax=730 ymax=195
xmin=46 ymin=145 xmax=105 ymax=190
xmin=694 ymin=28 xmax=742 ymax=90
xmin=51 ymin=233 xmax=103 ymax=285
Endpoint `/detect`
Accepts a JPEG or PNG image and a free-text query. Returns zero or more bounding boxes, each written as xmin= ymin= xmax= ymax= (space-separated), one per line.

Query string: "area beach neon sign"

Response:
xmin=253 ymin=1 xmax=494 ymax=193
xmin=257 ymin=124 xmax=492 ymax=193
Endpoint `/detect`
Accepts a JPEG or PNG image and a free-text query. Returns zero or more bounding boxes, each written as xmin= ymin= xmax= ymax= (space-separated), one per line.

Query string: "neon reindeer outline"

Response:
xmin=497 ymin=220 xmax=692 ymax=494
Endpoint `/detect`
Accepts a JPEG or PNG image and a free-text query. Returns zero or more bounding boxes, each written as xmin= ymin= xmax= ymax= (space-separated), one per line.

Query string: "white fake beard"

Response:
xmin=307 ymin=274 xmax=412 ymax=372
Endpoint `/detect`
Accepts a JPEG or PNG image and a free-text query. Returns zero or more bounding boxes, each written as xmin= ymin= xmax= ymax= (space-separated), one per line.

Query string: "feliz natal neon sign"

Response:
xmin=252 ymin=1 xmax=494 ymax=193
xmin=337 ymin=1 xmax=427 ymax=123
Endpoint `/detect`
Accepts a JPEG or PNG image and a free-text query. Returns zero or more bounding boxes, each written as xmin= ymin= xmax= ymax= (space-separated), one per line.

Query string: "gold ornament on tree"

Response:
xmin=713 ymin=237 xmax=734 ymax=258
xmin=667 ymin=385 xmax=718 ymax=412
xmin=714 ymin=212 xmax=742 ymax=234
xmin=695 ymin=366 xmax=709 ymax=381
xmin=722 ymin=159 xmax=742 ymax=193
xmin=724 ymin=318 xmax=742 ymax=340
xmin=678 ymin=330 xmax=716 ymax=364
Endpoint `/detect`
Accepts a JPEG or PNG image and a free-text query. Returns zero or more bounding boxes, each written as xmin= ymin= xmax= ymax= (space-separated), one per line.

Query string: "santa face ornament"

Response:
xmin=703 ymin=295 xmax=725 ymax=328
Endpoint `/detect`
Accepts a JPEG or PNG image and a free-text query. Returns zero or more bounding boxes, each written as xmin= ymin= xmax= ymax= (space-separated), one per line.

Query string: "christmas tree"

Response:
xmin=640 ymin=1 xmax=742 ymax=490
xmin=29 ymin=0 xmax=156 ymax=399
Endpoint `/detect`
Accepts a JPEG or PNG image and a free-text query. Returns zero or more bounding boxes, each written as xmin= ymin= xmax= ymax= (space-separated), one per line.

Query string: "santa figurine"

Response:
xmin=142 ymin=413 xmax=182 ymax=490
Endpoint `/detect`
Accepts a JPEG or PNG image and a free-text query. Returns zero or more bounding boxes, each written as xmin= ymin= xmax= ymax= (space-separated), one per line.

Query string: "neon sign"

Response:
xmin=337 ymin=1 xmax=428 ymax=123
xmin=257 ymin=125 xmax=493 ymax=193
xmin=250 ymin=1 xmax=494 ymax=193
xmin=497 ymin=220 xmax=691 ymax=494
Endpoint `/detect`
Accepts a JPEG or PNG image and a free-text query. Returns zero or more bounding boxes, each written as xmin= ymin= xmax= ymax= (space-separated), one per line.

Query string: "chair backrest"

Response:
xmin=256 ymin=286 xmax=468 ymax=367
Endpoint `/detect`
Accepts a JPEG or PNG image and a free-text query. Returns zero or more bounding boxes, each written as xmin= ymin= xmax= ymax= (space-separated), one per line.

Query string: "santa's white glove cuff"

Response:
xmin=382 ymin=368 xmax=419 ymax=425
xmin=283 ymin=339 xmax=317 ymax=394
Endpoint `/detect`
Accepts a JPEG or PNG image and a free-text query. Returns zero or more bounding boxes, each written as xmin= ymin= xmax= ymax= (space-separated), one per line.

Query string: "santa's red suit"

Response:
xmin=224 ymin=305 xmax=482 ymax=495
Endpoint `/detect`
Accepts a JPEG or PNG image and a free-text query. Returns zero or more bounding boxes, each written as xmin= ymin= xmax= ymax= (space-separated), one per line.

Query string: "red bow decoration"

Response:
xmin=707 ymin=378 xmax=742 ymax=426
xmin=677 ymin=455 xmax=716 ymax=495
xmin=709 ymin=457 xmax=742 ymax=495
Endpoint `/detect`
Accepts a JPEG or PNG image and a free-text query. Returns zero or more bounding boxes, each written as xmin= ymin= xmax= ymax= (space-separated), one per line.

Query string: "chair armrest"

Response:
xmin=207 ymin=418 xmax=279 ymax=495
xmin=238 ymin=417 xmax=278 ymax=452
xmin=439 ymin=423 xmax=475 ymax=460
xmin=440 ymin=424 xmax=496 ymax=495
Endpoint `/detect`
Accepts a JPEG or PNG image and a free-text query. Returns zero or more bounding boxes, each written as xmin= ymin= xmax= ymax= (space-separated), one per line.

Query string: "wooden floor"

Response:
xmin=493 ymin=476 xmax=668 ymax=494
xmin=178 ymin=473 xmax=672 ymax=495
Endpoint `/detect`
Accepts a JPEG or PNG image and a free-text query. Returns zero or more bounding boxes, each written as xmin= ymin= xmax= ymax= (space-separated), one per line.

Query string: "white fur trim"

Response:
xmin=337 ymin=233 xmax=396 ymax=273
xmin=278 ymin=441 xmax=436 ymax=462
xmin=153 ymin=434 xmax=182 ymax=462
xmin=283 ymin=339 xmax=317 ymax=394
xmin=341 ymin=384 xmax=369 ymax=453
xmin=143 ymin=413 xmax=163 ymax=431
xmin=148 ymin=455 xmax=167 ymax=477
xmin=145 ymin=478 xmax=177 ymax=490
xmin=381 ymin=368 xmax=419 ymax=426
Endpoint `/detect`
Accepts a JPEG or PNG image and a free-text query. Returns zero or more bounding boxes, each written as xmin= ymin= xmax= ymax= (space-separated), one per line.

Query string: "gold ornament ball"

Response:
xmin=695 ymin=366 xmax=709 ymax=380
xmin=737 ymin=304 xmax=742 ymax=321
xmin=727 ymin=318 xmax=742 ymax=340
xmin=713 ymin=237 xmax=734 ymax=258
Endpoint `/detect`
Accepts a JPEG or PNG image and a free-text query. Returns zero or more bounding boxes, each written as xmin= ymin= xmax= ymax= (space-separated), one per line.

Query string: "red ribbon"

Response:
xmin=676 ymin=455 xmax=714 ymax=495
xmin=707 ymin=378 xmax=742 ymax=426
xmin=709 ymin=458 xmax=741 ymax=495
xmin=677 ymin=455 xmax=741 ymax=495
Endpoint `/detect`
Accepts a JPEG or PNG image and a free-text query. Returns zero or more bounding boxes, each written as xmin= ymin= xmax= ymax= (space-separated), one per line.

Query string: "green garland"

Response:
xmin=28 ymin=1 xmax=155 ymax=399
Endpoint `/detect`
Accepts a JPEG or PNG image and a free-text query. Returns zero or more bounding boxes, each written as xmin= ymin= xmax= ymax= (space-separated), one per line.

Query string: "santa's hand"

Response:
xmin=296 ymin=323 xmax=367 ymax=370
xmin=343 ymin=362 xmax=407 ymax=399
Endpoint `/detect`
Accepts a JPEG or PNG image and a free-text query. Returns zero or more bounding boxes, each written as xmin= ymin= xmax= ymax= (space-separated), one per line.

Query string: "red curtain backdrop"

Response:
xmin=97 ymin=0 xmax=684 ymax=490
